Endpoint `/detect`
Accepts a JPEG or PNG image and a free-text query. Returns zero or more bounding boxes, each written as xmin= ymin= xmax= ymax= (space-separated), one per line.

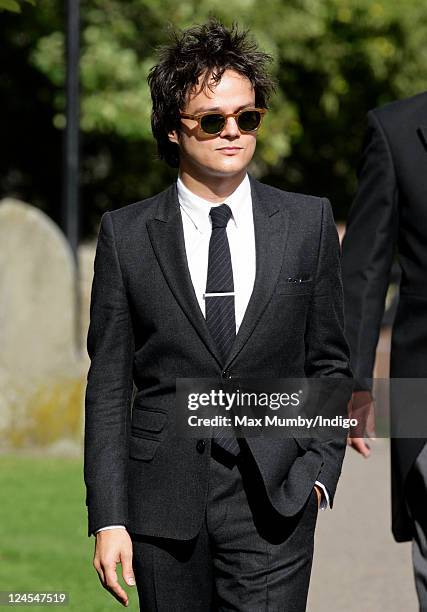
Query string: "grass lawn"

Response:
xmin=0 ymin=455 xmax=140 ymax=611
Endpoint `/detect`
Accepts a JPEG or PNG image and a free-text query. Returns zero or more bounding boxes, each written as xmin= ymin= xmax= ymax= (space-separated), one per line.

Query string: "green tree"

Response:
xmin=0 ymin=0 xmax=35 ymax=13
xmin=2 ymin=0 xmax=427 ymax=233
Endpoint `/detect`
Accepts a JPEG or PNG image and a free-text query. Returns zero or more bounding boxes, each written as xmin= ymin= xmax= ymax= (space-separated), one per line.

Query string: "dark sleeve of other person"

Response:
xmin=341 ymin=110 xmax=399 ymax=390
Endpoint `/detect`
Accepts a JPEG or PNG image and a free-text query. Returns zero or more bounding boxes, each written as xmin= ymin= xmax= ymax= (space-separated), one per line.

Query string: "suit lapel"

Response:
xmin=417 ymin=126 xmax=427 ymax=151
xmin=223 ymin=175 xmax=290 ymax=369
xmin=146 ymin=176 xmax=290 ymax=369
xmin=146 ymin=183 xmax=224 ymax=366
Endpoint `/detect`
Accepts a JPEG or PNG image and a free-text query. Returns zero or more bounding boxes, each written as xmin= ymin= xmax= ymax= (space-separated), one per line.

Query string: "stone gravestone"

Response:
xmin=0 ymin=198 xmax=84 ymax=454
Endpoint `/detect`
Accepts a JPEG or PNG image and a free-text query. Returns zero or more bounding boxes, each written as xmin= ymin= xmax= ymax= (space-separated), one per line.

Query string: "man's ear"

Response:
xmin=168 ymin=129 xmax=179 ymax=145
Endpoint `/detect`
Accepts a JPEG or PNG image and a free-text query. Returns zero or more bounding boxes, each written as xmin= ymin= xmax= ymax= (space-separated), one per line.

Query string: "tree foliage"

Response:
xmin=0 ymin=0 xmax=35 ymax=14
xmin=2 ymin=0 xmax=427 ymax=234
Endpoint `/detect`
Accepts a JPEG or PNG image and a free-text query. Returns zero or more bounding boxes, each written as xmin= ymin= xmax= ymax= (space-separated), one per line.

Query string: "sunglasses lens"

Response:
xmin=200 ymin=114 xmax=226 ymax=134
xmin=238 ymin=110 xmax=262 ymax=132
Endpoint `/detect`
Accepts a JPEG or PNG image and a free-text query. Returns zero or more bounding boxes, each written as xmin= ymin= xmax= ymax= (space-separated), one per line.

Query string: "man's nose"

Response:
xmin=220 ymin=116 xmax=239 ymax=136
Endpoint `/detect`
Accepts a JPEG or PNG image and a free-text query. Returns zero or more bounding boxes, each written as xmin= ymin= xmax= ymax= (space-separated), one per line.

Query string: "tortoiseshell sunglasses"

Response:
xmin=180 ymin=108 xmax=267 ymax=135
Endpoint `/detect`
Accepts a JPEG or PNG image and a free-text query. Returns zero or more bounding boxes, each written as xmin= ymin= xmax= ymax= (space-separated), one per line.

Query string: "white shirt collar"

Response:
xmin=177 ymin=173 xmax=251 ymax=234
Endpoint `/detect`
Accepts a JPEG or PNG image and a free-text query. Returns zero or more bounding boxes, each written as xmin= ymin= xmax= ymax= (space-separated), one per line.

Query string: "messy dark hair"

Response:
xmin=147 ymin=18 xmax=276 ymax=168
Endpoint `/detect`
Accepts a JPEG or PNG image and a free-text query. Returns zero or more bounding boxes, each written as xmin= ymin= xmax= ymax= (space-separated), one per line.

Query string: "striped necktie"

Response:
xmin=205 ymin=204 xmax=240 ymax=456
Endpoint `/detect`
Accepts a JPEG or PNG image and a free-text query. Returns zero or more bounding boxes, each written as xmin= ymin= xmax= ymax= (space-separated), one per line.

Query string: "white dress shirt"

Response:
xmin=95 ymin=173 xmax=328 ymax=534
xmin=178 ymin=173 xmax=256 ymax=331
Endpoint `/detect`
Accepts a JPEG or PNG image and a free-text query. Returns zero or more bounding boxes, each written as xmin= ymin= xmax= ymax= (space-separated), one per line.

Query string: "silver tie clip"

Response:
xmin=203 ymin=292 xmax=235 ymax=298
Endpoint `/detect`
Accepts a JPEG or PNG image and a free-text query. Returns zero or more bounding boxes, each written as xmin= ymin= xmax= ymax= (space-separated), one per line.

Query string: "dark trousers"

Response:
xmin=130 ymin=442 xmax=318 ymax=611
xmin=407 ymin=442 xmax=427 ymax=611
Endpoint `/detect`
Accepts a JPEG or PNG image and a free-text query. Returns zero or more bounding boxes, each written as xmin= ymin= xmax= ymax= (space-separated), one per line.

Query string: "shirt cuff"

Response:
xmin=314 ymin=481 xmax=330 ymax=510
xmin=95 ymin=525 xmax=127 ymax=533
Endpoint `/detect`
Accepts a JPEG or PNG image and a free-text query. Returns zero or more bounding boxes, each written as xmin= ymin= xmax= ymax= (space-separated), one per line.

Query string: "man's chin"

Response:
xmin=204 ymin=162 xmax=249 ymax=179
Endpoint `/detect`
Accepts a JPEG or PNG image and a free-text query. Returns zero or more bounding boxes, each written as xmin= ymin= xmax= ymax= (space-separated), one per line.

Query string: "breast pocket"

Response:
xmin=274 ymin=277 xmax=313 ymax=296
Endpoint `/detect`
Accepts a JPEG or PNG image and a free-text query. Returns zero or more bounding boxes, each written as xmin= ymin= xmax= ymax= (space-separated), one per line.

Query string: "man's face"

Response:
xmin=168 ymin=69 xmax=258 ymax=179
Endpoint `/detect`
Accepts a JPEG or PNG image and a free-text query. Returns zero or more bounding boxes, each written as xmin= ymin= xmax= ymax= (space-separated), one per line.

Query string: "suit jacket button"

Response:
xmin=196 ymin=439 xmax=206 ymax=454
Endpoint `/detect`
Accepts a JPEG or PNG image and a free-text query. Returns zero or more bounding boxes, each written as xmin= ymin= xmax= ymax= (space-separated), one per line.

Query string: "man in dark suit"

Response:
xmin=341 ymin=91 xmax=427 ymax=608
xmin=84 ymin=19 xmax=351 ymax=611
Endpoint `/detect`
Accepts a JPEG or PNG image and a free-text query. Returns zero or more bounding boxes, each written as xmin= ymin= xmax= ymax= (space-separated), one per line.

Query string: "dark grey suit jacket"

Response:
xmin=84 ymin=174 xmax=351 ymax=538
xmin=341 ymin=91 xmax=427 ymax=542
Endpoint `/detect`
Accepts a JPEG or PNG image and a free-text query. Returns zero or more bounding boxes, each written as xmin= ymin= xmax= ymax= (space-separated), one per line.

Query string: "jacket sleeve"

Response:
xmin=304 ymin=197 xmax=353 ymax=507
xmin=84 ymin=212 xmax=135 ymax=537
xmin=341 ymin=110 xmax=399 ymax=389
